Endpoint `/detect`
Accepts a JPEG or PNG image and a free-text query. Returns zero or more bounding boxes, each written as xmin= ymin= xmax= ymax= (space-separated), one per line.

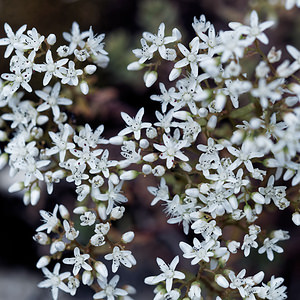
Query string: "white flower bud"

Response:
xmin=50 ymin=240 xmax=65 ymax=254
xmin=146 ymin=127 xmax=157 ymax=139
xmin=36 ymin=256 xmax=51 ymax=269
xmin=8 ymin=181 xmax=24 ymax=193
xmin=120 ymin=170 xmax=138 ymax=180
xmin=110 ymin=206 xmax=125 ymax=220
xmin=142 ymin=164 xmax=152 ymax=175
xmin=82 ymin=270 xmax=93 ymax=285
xmin=23 ymin=191 xmax=30 ymax=206
xmin=95 ymin=261 xmax=108 ymax=278
xmin=250 ymin=118 xmax=261 ymax=129
xmin=185 ymin=188 xmax=200 ymax=198
xmin=179 ymin=162 xmax=192 ymax=172
xmin=0 ymin=153 xmax=8 ymax=169
xmin=255 ymin=204 xmax=263 ymax=214
xmin=109 ymin=135 xmax=124 ymax=145
xmin=144 ymin=71 xmax=158 ymax=87
xmin=169 ymin=68 xmax=181 ymax=81
xmin=80 ymin=81 xmax=89 ymax=95
xmin=139 ymin=138 xmax=149 ymax=149
xmin=172 ymin=28 xmax=182 ymax=40
xmin=215 ymin=274 xmax=229 ymax=288
xmin=109 ymin=173 xmax=119 ymax=185
xmin=152 ymin=165 xmax=165 ymax=177
xmin=188 ymin=281 xmax=201 ymax=298
xmin=0 ymin=130 xmax=7 ymax=141
xmin=231 ymin=130 xmax=244 ymax=144
xmin=37 ymin=115 xmax=49 ymax=125
xmin=292 ymin=212 xmax=300 ymax=226
xmin=143 ymin=153 xmax=158 ymax=162
xmin=173 ymin=110 xmax=190 ymax=120
xmin=73 ymin=206 xmax=87 ymax=214
xmin=215 ymin=93 xmax=226 ymax=111
xmin=207 ymin=115 xmax=217 ymax=129
xmin=46 ymin=33 xmax=56 ymax=45
xmin=122 ymin=231 xmax=135 ymax=243
xmin=127 ymin=61 xmax=143 ymax=71
xmin=97 ymin=204 xmax=107 ymax=221
xmin=253 ymin=271 xmax=265 ymax=284
xmin=252 ymin=192 xmax=265 ymax=204
xmin=198 ymin=107 xmax=208 ymax=117
xmin=33 ymin=232 xmax=49 ymax=245
xmin=84 ymin=64 xmax=97 ymax=75
xmin=228 ymin=195 xmax=238 ymax=210
xmin=30 ymin=186 xmax=41 ymax=206
xmin=59 ymin=204 xmax=70 ymax=219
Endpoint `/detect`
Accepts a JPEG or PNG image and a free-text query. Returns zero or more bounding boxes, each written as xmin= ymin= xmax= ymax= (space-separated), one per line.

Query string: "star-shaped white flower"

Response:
xmin=144 ymin=256 xmax=185 ymax=292
xmin=38 ymin=263 xmax=70 ymax=300
xmin=118 ymin=107 xmax=151 ymax=140
xmin=63 ymin=247 xmax=92 ymax=276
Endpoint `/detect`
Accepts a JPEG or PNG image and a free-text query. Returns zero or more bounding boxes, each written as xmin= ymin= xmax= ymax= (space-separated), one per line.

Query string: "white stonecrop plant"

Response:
xmin=0 ymin=3 xmax=300 ymax=300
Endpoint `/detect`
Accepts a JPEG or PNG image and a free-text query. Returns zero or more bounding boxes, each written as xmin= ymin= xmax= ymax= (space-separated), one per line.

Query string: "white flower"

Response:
xmin=67 ymin=276 xmax=80 ymax=296
xmin=241 ymin=234 xmax=258 ymax=257
xmin=38 ymin=263 xmax=70 ymax=300
xmin=36 ymin=204 xmax=60 ymax=234
xmin=258 ymin=238 xmax=283 ymax=261
xmin=63 ymin=247 xmax=92 ymax=275
xmin=229 ymin=10 xmax=274 ymax=45
xmin=34 ymin=51 xmax=68 ymax=86
xmin=154 ymin=133 xmax=188 ymax=169
xmin=60 ymin=60 xmax=83 ymax=86
xmin=144 ymin=256 xmax=185 ymax=292
xmin=0 ymin=23 xmax=28 ymax=58
xmin=80 ymin=211 xmax=96 ymax=226
xmin=179 ymin=238 xmax=215 ymax=264
xmin=147 ymin=177 xmax=169 ymax=206
xmin=104 ymin=246 xmax=136 ymax=273
xmin=63 ymin=21 xmax=89 ymax=54
xmin=1 ymin=67 xmax=32 ymax=93
xmin=63 ymin=220 xmax=79 ymax=241
xmin=118 ymin=107 xmax=151 ymax=140
xmin=93 ymin=275 xmax=128 ymax=300
xmin=150 ymin=83 xmax=175 ymax=113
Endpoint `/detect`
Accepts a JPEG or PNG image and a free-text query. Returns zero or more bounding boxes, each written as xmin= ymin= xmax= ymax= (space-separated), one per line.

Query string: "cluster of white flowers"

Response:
xmin=0 ymin=3 xmax=300 ymax=300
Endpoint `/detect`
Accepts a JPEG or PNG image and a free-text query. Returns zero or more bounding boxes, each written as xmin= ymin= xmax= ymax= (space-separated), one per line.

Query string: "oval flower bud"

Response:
xmin=292 ymin=212 xmax=300 ymax=226
xmin=144 ymin=71 xmax=158 ymax=87
xmin=127 ymin=61 xmax=143 ymax=71
xmin=120 ymin=170 xmax=138 ymax=181
xmin=215 ymin=274 xmax=229 ymax=288
xmin=46 ymin=33 xmax=56 ymax=45
xmin=142 ymin=164 xmax=152 ymax=175
xmin=84 ymin=64 xmax=97 ymax=74
xmin=30 ymin=186 xmax=41 ymax=206
xmin=36 ymin=256 xmax=51 ymax=269
xmin=82 ymin=270 xmax=93 ymax=286
xmin=95 ymin=261 xmax=108 ymax=278
xmin=122 ymin=231 xmax=135 ymax=243
xmin=59 ymin=204 xmax=70 ymax=219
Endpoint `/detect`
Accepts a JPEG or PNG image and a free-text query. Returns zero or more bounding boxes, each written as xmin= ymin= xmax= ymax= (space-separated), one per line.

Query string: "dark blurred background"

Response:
xmin=0 ymin=0 xmax=300 ymax=299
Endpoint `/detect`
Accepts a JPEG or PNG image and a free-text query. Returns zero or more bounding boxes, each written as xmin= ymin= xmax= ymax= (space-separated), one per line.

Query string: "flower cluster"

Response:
xmin=0 ymin=3 xmax=300 ymax=300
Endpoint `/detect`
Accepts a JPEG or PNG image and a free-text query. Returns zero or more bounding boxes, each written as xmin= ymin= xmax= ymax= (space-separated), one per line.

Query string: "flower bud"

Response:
xmin=227 ymin=241 xmax=240 ymax=253
xmin=198 ymin=107 xmax=208 ymax=117
xmin=23 ymin=191 xmax=30 ymax=206
xmin=82 ymin=270 xmax=93 ymax=285
xmin=8 ymin=181 xmax=24 ymax=193
xmin=84 ymin=64 xmax=97 ymax=74
xmin=142 ymin=164 xmax=152 ymax=175
xmin=215 ymin=274 xmax=229 ymax=288
xmin=146 ymin=127 xmax=157 ymax=139
xmin=30 ymin=186 xmax=41 ymax=206
xmin=215 ymin=93 xmax=226 ymax=111
xmin=180 ymin=162 xmax=192 ymax=172
xmin=46 ymin=33 xmax=56 ymax=45
xmin=252 ymin=192 xmax=265 ymax=204
xmin=98 ymin=204 xmax=107 ymax=221
xmin=144 ymin=71 xmax=158 ymax=87
xmin=292 ymin=211 xmax=300 ymax=226
xmin=36 ymin=256 xmax=51 ymax=269
xmin=80 ymin=81 xmax=89 ymax=95
xmin=95 ymin=261 xmax=108 ymax=278
xmin=127 ymin=61 xmax=143 ymax=71
xmin=173 ymin=110 xmax=190 ymax=120
xmin=111 ymin=206 xmax=125 ymax=220
xmin=169 ymin=68 xmax=181 ymax=81
xmin=228 ymin=195 xmax=238 ymax=210
xmin=0 ymin=130 xmax=8 ymax=141
xmin=207 ymin=115 xmax=217 ymax=129
xmin=73 ymin=206 xmax=87 ymax=214
xmin=59 ymin=204 xmax=70 ymax=219
xmin=122 ymin=231 xmax=135 ymax=243
xmin=120 ymin=170 xmax=138 ymax=181
xmin=143 ymin=153 xmax=158 ymax=162
xmin=109 ymin=173 xmax=119 ymax=185
xmin=109 ymin=135 xmax=124 ymax=145
xmin=172 ymin=28 xmax=182 ymax=40
xmin=0 ymin=153 xmax=8 ymax=169
xmin=253 ymin=271 xmax=265 ymax=284
xmin=139 ymin=138 xmax=149 ymax=149
xmin=188 ymin=281 xmax=201 ymax=298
